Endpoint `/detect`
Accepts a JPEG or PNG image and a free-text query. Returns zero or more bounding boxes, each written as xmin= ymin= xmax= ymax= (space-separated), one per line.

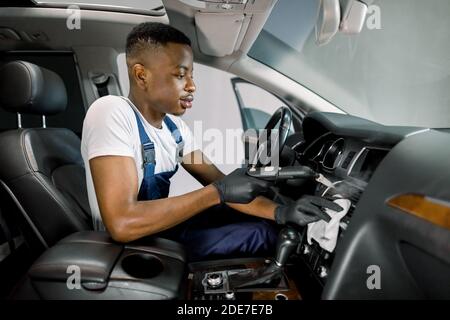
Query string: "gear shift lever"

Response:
xmin=273 ymin=227 xmax=301 ymax=267
xmin=231 ymin=227 xmax=300 ymax=289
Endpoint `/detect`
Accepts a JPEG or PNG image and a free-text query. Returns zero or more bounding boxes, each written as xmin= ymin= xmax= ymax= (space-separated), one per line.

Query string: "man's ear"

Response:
xmin=133 ymin=63 xmax=151 ymax=89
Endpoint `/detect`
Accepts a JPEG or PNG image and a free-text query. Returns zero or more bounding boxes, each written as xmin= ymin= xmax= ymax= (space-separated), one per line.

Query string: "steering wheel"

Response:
xmin=251 ymin=106 xmax=292 ymax=168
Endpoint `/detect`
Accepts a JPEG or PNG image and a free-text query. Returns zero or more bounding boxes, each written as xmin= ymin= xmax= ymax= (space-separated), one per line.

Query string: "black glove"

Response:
xmin=212 ymin=168 xmax=272 ymax=204
xmin=275 ymin=195 xmax=343 ymax=226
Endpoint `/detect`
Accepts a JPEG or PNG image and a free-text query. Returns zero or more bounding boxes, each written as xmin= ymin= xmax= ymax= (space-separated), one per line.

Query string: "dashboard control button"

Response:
xmin=207 ymin=273 xmax=223 ymax=287
xmin=318 ymin=266 xmax=328 ymax=278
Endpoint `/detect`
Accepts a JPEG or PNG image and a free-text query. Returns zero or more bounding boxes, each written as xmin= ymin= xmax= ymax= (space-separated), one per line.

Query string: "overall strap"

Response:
xmin=121 ymin=97 xmax=156 ymax=166
xmin=132 ymin=111 xmax=155 ymax=166
xmin=163 ymin=116 xmax=183 ymax=144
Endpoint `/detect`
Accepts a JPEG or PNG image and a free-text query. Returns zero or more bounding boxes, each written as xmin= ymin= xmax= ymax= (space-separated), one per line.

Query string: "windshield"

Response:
xmin=249 ymin=0 xmax=450 ymax=128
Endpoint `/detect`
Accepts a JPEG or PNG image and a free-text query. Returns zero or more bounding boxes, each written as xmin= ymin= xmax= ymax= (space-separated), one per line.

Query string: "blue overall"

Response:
xmin=133 ymin=111 xmax=182 ymax=201
xmin=131 ymin=107 xmax=277 ymax=261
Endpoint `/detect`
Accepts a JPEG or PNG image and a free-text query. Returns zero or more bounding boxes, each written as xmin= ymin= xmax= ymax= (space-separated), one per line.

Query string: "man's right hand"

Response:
xmin=212 ymin=168 xmax=272 ymax=204
xmin=275 ymin=195 xmax=343 ymax=226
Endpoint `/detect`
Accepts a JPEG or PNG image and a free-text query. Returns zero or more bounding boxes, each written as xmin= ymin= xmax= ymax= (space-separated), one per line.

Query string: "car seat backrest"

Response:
xmin=0 ymin=60 xmax=92 ymax=251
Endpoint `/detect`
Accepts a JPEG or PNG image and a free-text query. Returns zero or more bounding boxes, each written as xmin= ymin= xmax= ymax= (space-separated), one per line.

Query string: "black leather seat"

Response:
xmin=0 ymin=61 xmax=189 ymax=300
xmin=0 ymin=60 xmax=92 ymax=252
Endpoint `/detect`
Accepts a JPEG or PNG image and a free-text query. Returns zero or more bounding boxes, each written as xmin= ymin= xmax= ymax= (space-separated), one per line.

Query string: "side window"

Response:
xmin=232 ymin=78 xmax=298 ymax=167
xmin=0 ymin=52 xmax=86 ymax=137
xmin=232 ymin=78 xmax=288 ymax=131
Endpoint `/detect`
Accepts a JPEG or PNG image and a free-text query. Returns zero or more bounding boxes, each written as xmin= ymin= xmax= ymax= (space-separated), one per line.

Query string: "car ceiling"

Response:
xmin=0 ymin=0 xmax=340 ymax=114
xmin=0 ymin=0 xmax=276 ymax=65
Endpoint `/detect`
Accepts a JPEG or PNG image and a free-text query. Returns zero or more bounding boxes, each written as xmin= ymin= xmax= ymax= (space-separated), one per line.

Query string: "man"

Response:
xmin=81 ymin=22 xmax=341 ymax=260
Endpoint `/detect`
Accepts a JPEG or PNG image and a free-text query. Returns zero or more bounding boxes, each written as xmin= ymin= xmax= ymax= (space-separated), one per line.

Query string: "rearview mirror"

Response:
xmin=315 ymin=0 xmax=369 ymax=46
xmin=315 ymin=0 xmax=340 ymax=46
xmin=339 ymin=0 xmax=368 ymax=34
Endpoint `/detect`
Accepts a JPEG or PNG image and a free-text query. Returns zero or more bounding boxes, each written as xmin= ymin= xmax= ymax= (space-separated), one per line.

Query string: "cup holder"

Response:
xmin=275 ymin=293 xmax=288 ymax=300
xmin=121 ymin=253 xmax=164 ymax=279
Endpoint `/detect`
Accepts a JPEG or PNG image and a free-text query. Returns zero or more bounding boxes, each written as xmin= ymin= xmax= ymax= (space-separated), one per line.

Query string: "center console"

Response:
xmin=187 ymin=227 xmax=302 ymax=300
xmin=11 ymin=231 xmax=187 ymax=300
xmin=12 ymin=228 xmax=303 ymax=300
xmin=187 ymin=257 xmax=300 ymax=300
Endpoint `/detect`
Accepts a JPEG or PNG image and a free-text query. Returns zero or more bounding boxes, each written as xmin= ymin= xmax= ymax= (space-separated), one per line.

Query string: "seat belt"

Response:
xmin=91 ymin=73 xmax=110 ymax=97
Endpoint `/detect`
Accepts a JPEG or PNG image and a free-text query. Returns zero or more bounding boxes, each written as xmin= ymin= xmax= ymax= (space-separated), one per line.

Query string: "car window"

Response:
xmin=232 ymin=79 xmax=286 ymax=130
xmin=249 ymin=0 xmax=450 ymax=128
xmin=231 ymin=78 xmax=296 ymax=132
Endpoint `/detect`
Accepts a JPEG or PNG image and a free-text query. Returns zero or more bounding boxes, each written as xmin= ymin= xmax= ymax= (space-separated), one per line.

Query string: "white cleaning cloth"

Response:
xmin=307 ymin=198 xmax=351 ymax=253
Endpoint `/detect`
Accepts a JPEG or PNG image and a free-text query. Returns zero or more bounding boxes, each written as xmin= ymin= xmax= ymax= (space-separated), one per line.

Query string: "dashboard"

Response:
xmin=281 ymin=112 xmax=439 ymax=299
xmin=292 ymin=112 xmax=411 ymax=208
xmin=301 ymin=133 xmax=390 ymax=185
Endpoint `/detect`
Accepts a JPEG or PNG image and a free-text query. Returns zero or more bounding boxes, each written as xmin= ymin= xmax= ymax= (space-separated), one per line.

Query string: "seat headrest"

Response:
xmin=0 ymin=60 xmax=67 ymax=115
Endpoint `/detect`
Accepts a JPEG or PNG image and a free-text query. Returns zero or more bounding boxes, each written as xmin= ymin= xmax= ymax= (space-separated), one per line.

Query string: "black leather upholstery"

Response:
xmin=11 ymin=231 xmax=186 ymax=300
xmin=0 ymin=61 xmax=67 ymax=115
xmin=29 ymin=237 xmax=122 ymax=287
xmin=60 ymin=231 xmax=187 ymax=262
xmin=0 ymin=61 xmax=91 ymax=250
xmin=0 ymin=61 xmax=188 ymax=300
xmin=0 ymin=129 xmax=92 ymax=247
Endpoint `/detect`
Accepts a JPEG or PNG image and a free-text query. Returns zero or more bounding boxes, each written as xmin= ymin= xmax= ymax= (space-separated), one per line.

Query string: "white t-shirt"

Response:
xmin=81 ymin=95 xmax=198 ymax=231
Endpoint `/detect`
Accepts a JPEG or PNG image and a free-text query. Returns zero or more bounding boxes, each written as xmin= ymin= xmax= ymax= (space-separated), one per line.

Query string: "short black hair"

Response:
xmin=126 ymin=22 xmax=191 ymax=59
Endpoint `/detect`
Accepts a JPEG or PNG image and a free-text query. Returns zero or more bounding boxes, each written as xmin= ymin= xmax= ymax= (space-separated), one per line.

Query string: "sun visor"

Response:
xmin=194 ymin=12 xmax=244 ymax=57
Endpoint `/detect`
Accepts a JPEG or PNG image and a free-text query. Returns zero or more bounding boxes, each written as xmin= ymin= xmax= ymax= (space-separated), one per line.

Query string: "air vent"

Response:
xmin=341 ymin=151 xmax=356 ymax=169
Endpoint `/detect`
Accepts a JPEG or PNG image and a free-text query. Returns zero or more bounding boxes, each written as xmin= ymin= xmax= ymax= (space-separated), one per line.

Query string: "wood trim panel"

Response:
xmin=387 ymin=194 xmax=450 ymax=230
